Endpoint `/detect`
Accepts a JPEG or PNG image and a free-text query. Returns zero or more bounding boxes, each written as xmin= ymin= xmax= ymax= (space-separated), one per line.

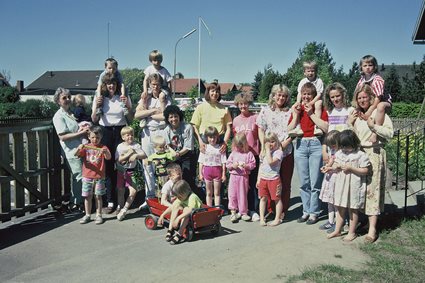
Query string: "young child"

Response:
xmin=142 ymin=50 xmax=172 ymax=97
xmin=75 ymin=126 xmax=111 ymax=225
xmin=226 ymin=132 xmax=256 ymax=223
xmin=115 ymin=126 xmax=147 ymax=221
xmin=158 ymin=180 xmax=203 ymax=245
xmin=319 ymin=130 xmax=341 ymax=232
xmin=138 ymin=73 xmax=167 ymax=128
xmin=72 ymin=94 xmax=92 ymax=144
xmin=327 ymin=130 xmax=370 ymax=242
xmin=289 ymin=60 xmax=324 ymax=137
xmin=147 ymin=135 xmax=177 ymax=199
xmin=160 ymin=163 xmax=182 ymax=207
xmin=96 ymin=58 xmax=127 ymax=116
xmin=356 ymin=55 xmax=392 ymax=144
xmin=256 ymin=132 xmax=284 ymax=227
xmin=198 ymin=126 xmax=227 ymax=207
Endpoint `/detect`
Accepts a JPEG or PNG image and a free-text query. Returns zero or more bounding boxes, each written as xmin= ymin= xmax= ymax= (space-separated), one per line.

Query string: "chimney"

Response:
xmin=16 ymin=80 xmax=24 ymax=92
xmin=49 ymin=71 xmax=54 ymax=77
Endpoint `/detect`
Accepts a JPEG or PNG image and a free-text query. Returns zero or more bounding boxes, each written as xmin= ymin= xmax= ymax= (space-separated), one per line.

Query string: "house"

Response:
xmin=413 ymin=0 xmax=425 ymax=44
xmin=205 ymin=82 xmax=238 ymax=95
xmin=171 ymin=78 xmax=206 ymax=97
xmin=20 ymin=70 xmax=102 ymax=102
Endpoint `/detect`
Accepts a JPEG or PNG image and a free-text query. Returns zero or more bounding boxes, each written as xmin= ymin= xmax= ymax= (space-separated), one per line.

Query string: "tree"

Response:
xmin=251 ymin=71 xmax=263 ymax=101
xmin=120 ymin=68 xmax=144 ymax=104
xmin=0 ymin=86 xmax=20 ymax=103
xmin=282 ymin=42 xmax=338 ymax=101
xmin=258 ymin=64 xmax=283 ymax=102
xmin=384 ymin=64 xmax=402 ymax=102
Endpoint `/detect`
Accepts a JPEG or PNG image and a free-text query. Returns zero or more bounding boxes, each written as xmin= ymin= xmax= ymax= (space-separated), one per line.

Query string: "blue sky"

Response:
xmin=1 ymin=0 xmax=425 ymax=86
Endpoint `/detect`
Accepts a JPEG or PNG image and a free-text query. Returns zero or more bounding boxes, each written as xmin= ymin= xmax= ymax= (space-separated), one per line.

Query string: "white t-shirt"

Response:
xmin=115 ymin=142 xmax=145 ymax=169
xmin=198 ymin=144 xmax=227 ymax=166
xmin=327 ymin=107 xmax=354 ymax=132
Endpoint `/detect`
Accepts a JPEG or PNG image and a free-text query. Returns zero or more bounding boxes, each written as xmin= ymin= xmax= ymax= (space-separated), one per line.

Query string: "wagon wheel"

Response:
xmin=144 ymin=214 xmax=158 ymax=230
xmin=184 ymin=226 xmax=194 ymax=241
xmin=211 ymin=221 xmax=221 ymax=235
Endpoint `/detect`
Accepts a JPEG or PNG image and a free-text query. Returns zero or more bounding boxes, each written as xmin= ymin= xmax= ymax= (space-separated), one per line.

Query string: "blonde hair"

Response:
xmin=151 ymin=135 xmax=166 ymax=147
xmin=232 ymin=132 xmax=249 ymax=153
xmin=303 ymin=60 xmax=318 ymax=71
xmin=268 ymin=84 xmax=291 ymax=110
xmin=172 ymin=180 xmax=192 ymax=200
xmin=234 ymin=92 xmax=253 ymax=106
xmin=73 ymin=94 xmax=86 ymax=107
xmin=324 ymin=82 xmax=348 ymax=111
xmin=149 ymin=50 xmax=163 ymax=63
xmin=352 ymin=84 xmax=375 ymax=109
xmin=120 ymin=126 xmax=134 ymax=137
xmin=263 ymin=132 xmax=281 ymax=152
xmin=300 ymin=82 xmax=317 ymax=98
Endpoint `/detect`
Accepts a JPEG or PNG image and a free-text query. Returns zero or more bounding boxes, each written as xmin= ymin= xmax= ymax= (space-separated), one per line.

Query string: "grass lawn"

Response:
xmin=286 ymin=216 xmax=425 ymax=283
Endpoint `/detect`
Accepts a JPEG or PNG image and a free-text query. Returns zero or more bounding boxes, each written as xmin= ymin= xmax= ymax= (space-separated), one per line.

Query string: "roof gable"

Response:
xmin=26 ymin=70 xmax=102 ymax=90
xmin=172 ymin=78 xmax=205 ymax=93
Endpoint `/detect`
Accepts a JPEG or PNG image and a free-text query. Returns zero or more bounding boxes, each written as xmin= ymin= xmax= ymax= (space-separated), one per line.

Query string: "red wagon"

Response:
xmin=144 ymin=198 xmax=224 ymax=241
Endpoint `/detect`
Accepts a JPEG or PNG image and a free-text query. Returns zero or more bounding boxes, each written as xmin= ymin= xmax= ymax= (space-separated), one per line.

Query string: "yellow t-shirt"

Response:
xmin=172 ymin=193 xmax=203 ymax=209
xmin=190 ymin=102 xmax=232 ymax=135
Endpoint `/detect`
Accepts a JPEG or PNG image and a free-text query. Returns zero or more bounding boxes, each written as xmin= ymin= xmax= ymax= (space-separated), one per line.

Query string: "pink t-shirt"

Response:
xmin=232 ymin=113 xmax=260 ymax=156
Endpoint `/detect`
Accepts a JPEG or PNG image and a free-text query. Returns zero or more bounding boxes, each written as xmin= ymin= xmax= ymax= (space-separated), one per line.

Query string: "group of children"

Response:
xmin=70 ymin=51 xmax=390 ymax=245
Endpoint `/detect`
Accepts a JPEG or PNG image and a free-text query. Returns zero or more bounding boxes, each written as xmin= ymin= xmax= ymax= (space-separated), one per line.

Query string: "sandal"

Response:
xmin=169 ymin=232 xmax=185 ymax=245
xmin=165 ymin=230 xmax=175 ymax=242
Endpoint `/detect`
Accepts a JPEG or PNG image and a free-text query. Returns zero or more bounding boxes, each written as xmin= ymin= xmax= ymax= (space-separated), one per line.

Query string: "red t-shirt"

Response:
xmin=77 ymin=143 xmax=109 ymax=179
xmin=288 ymin=105 xmax=328 ymax=137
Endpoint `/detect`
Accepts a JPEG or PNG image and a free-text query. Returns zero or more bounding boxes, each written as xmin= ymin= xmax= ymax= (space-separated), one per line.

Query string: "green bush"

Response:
xmin=0 ymin=99 xmax=58 ymax=118
xmin=390 ymin=102 xmax=425 ymax=119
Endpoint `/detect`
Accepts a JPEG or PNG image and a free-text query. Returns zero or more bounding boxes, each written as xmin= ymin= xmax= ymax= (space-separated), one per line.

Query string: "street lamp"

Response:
xmin=173 ymin=28 xmax=197 ymax=97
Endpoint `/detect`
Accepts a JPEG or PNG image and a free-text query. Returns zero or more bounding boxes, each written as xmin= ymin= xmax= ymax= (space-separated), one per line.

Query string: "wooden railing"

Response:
xmin=0 ymin=118 xmax=70 ymax=222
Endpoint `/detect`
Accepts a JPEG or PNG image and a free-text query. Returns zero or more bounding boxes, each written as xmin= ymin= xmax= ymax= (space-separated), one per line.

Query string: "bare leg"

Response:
xmin=205 ymin=181 xmax=213 ymax=207
xmin=125 ymin=186 xmax=136 ymax=209
xmin=328 ymin=206 xmax=346 ymax=239
xmin=117 ymin=187 xmax=125 ymax=208
xmin=259 ymin=197 xmax=267 ymax=226
xmin=84 ymin=195 xmax=93 ymax=216
xmin=213 ymin=180 xmax=221 ymax=206
xmin=268 ymin=199 xmax=283 ymax=226
xmin=343 ymin=209 xmax=358 ymax=241
xmin=95 ymin=195 xmax=103 ymax=216
xmin=367 ymin=215 xmax=378 ymax=241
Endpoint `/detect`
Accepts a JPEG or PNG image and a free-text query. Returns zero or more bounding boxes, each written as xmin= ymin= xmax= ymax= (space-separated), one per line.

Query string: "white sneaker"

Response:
xmin=95 ymin=215 xmax=104 ymax=225
xmin=235 ymin=212 xmax=241 ymax=220
xmin=117 ymin=209 xmax=127 ymax=221
xmin=79 ymin=215 xmax=91 ymax=224
xmin=230 ymin=213 xmax=237 ymax=223
xmin=241 ymin=214 xmax=251 ymax=221
xmin=251 ymin=213 xmax=260 ymax=222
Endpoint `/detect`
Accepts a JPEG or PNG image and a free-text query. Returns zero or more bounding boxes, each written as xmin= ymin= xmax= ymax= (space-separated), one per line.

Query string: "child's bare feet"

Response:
xmin=260 ymin=219 xmax=267 ymax=226
xmin=343 ymin=233 xmax=357 ymax=242
xmin=327 ymin=231 xmax=342 ymax=239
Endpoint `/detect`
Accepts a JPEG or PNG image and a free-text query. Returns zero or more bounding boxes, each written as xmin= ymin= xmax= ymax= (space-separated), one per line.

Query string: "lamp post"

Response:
xmin=173 ymin=28 xmax=197 ymax=97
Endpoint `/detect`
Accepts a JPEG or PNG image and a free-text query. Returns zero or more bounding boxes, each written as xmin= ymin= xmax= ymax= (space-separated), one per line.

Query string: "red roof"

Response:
xmin=205 ymin=82 xmax=238 ymax=94
xmin=171 ymin=78 xmax=205 ymax=94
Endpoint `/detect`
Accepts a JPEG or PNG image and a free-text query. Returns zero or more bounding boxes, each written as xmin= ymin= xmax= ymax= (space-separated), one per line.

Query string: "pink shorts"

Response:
xmin=202 ymin=166 xmax=222 ymax=182
xmin=258 ymin=178 xmax=282 ymax=201
xmin=117 ymin=170 xmax=141 ymax=191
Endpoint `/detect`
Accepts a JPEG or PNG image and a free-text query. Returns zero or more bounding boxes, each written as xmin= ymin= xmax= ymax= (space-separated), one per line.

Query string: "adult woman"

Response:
xmin=256 ymin=84 xmax=294 ymax=221
xmin=288 ymin=82 xmax=329 ymax=225
xmin=52 ymin=87 xmax=89 ymax=210
xmin=92 ymin=73 xmax=132 ymax=213
xmin=190 ymin=82 xmax=232 ymax=153
xmin=349 ymin=84 xmax=393 ymax=243
xmin=163 ymin=105 xmax=200 ymax=198
xmin=233 ymin=93 xmax=260 ymax=220
xmin=134 ymin=73 xmax=171 ymax=209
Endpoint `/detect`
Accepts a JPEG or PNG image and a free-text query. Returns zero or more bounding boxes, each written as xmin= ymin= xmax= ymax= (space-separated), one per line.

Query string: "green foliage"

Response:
xmin=186 ymin=86 xmax=199 ymax=105
xmin=258 ymin=64 xmax=283 ymax=102
xmin=384 ymin=64 xmax=402 ymax=102
xmin=391 ymin=102 xmax=425 ymax=118
xmin=0 ymin=98 xmax=58 ymax=118
xmin=121 ymin=68 xmax=144 ymax=105
xmin=0 ymin=86 xmax=20 ymax=103
xmin=251 ymin=71 xmax=263 ymax=101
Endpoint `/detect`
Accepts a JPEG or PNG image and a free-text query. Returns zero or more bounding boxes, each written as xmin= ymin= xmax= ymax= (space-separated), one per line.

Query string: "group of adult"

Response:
xmin=53 ymin=78 xmax=393 ymax=241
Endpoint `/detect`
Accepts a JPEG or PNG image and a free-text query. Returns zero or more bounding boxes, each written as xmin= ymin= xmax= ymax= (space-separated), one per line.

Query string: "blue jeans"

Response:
xmin=294 ymin=137 xmax=323 ymax=217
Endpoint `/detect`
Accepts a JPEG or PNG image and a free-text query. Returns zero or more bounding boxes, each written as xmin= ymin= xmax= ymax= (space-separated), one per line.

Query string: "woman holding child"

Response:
xmin=288 ymin=82 xmax=329 ymax=225
xmin=256 ymin=84 xmax=294 ymax=221
xmin=53 ymin=87 xmax=90 ymax=211
xmin=92 ymin=73 xmax=132 ymax=213
xmin=349 ymin=84 xmax=393 ymax=243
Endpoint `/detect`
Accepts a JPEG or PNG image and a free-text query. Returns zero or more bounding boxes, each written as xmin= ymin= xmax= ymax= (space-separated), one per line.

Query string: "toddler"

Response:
xmin=356 ymin=55 xmax=392 ymax=144
xmin=72 ymin=94 xmax=92 ymax=144
xmin=115 ymin=126 xmax=147 ymax=221
xmin=256 ymin=132 xmax=284 ymax=227
xmin=289 ymin=60 xmax=324 ymax=137
xmin=160 ymin=163 xmax=182 ymax=207
xmin=226 ymin=132 xmax=256 ymax=223
xmin=147 ymin=135 xmax=177 ymax=199
xmin=319 ymin=130 xmax=341 ymax=232
xmin=158 ymin=180 xmax=203 ymax=245
xmin=75 ymin=126 xmax=111 ymax=225
xmin=327 ymin=130 xmax=370 ymax=242
xmin=96 ymin=58 xmax=127 ymax=116
xmin=142 ymin=50 xmax=172 ymax=98
xmin=198 ymin=126 xmax=227 ymax=207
